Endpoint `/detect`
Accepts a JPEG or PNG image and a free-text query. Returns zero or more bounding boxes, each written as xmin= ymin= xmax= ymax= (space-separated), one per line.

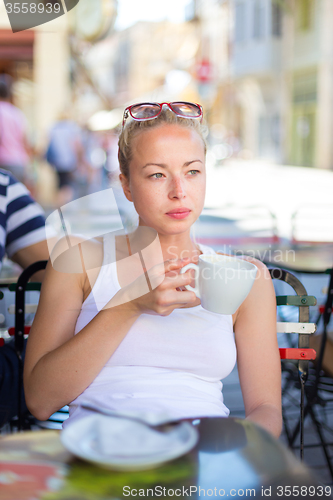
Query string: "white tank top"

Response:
xmin=64 ymin=233 xmax=237 ymax=427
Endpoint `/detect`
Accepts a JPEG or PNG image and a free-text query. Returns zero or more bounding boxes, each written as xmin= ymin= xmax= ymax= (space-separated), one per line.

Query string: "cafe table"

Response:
xmin=0 ymin=418 xmax=330 ymax=500
xmin=264 ymin=243 xmax=333 ymax=273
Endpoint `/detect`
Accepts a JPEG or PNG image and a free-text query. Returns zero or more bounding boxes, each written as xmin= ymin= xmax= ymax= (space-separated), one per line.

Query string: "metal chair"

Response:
xmin=270 ymin=263 xmax=333 ymax=480
xmin=269 ymin=268 xmax=317 ymax=460
xmin=301 ymin=266 xmax=333 ymax=480
xmin=4 ymin=260 xmax=69 ymax=431
xmin=284 ymin=203 xmax=333 ymax=479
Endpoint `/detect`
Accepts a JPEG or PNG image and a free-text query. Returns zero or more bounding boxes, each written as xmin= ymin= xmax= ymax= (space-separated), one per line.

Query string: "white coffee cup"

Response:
xmin=180 ymin=254 xmax=258 ymax=315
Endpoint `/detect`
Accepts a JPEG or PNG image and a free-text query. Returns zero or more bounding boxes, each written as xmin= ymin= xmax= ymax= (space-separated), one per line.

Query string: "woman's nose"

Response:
xmin=169 ymin=177 xmax=186 ymax=199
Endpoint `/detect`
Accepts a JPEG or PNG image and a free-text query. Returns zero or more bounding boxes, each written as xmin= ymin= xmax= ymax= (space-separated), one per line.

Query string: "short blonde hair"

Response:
xmin=118 ymin=108 xmax=206 ymax=178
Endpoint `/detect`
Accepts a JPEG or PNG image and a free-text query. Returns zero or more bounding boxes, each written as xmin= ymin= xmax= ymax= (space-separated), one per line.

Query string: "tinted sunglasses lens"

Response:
xmin=170 ymin=102 xmax=201 ymax=118
xmin=130 ymin=103 xmax=161 ymax=120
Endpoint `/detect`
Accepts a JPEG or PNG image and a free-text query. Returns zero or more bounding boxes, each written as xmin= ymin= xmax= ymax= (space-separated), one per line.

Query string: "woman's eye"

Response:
xmin=150 ymin=173 xmax=164 ymax=179
xmin=188 ymin=170 xmax=200 ymax=175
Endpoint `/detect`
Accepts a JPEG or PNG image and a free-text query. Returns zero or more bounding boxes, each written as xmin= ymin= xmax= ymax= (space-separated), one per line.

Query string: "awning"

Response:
xmin=0 ymin=29 xmax=34 ymax=60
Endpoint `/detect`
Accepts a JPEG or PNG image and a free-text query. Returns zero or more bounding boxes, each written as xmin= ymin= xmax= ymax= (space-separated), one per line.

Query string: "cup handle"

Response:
xmin=179 ymin=263 xmax=200 ymax=298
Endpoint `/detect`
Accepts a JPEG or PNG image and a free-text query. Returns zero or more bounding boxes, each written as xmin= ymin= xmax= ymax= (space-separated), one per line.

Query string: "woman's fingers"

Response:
xmin=129 ymin=258 xmax=197 ymax=315
xmin=163 ymin=271 xmax=193 ymax=289
xmin=151 ymin=289 xmax=197 ymax=316
xmin=148 ymin=256 xmax=194 ymax=279
xmin=170 ymin=290 xmax=197 ymax=306
xmin=147 ymin=258 xmax=191 ymax=289
xmin=163 ymin=257 xmax=191 ymax=274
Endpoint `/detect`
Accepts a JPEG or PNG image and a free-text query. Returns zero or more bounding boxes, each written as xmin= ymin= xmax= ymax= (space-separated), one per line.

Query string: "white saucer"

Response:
xmin=60 ymin=413 xmax=198 ymax=471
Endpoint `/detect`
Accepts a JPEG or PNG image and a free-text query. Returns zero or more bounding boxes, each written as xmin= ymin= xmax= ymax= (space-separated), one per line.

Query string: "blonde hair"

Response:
xmin=118 ymin=108 xmax=206 ymax=178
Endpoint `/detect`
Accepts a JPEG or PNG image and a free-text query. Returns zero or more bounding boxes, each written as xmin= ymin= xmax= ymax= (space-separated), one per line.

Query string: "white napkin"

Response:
xmin=61 ymin=412 xmax=199 ymax=469
xmin=91 ymin=414 xmax=183 ymax=458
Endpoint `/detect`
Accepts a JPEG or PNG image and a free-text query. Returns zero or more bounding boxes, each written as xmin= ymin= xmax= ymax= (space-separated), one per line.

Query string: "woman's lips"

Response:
xmin=166 ymin=209 xmax=191 ymax=219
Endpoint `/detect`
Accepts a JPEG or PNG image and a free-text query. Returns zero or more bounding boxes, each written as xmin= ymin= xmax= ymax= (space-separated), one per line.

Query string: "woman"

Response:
xmin=24 ymin=102 xmax=282 ymax=437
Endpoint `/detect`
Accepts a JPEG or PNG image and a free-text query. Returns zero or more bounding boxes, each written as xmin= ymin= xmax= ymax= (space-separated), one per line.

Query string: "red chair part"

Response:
xmin=8 ymin=326 xmax=31 ymax=337
xmin=279 ymin=348 xmax=316 ymax=361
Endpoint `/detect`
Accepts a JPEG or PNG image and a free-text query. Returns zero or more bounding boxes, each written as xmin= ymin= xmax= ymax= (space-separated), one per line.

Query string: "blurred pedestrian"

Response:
xmin=0 ymin=74 xmax=32 ymax=185
xmin=46 ymin=112 xmax=84 ymax=206
xmin=103 ymin=131 xmax=120 ymax=185
xmin=79 ymin=126 xmax=104 ymax=196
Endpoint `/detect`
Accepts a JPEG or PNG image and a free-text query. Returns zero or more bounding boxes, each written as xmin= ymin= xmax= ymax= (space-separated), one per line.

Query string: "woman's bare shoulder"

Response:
xmin=45 ymin=236 xmax=104 ymax=303
xmin=49 ymin=235 xmax=104 ymax=274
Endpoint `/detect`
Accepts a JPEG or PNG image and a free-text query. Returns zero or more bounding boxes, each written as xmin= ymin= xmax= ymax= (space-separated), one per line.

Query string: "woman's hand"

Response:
xmin=120 ymin=257 xmax=199 ymax=316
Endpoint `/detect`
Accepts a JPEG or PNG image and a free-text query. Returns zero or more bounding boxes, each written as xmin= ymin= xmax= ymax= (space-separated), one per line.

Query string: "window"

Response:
xmin=258 ymin=114 xmax=281 ymax=157
xmin=297 ymin=0 xmax=314 ymax=31
xmin=114 ymin=40 xmax=130 ymax=92
xmin=235 ymin=1 xmax=246 ymax=43
xmin=253 ymin=0 xmax=265 ymax=39
xmin=185 ymin=0 xmax=197 ymax=22
xmin=272 ymin=2 xmax=282 ymax=37
xmin=293 ymin=73 xmax=317 ymax=104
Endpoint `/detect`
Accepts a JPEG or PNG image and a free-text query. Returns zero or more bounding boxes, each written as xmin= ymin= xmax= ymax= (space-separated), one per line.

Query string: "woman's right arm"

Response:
xmin=24 ymin=256 xmax=196 ymax=421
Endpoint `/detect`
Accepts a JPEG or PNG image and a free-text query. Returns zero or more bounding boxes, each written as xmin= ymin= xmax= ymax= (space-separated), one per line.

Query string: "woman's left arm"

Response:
xmin=233 ymin=258 xmax=282 ymax=438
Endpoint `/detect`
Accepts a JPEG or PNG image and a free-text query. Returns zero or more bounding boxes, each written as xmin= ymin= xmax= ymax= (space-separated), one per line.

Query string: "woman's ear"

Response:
xmin=119 ymin=173 xmax=133 ymax=202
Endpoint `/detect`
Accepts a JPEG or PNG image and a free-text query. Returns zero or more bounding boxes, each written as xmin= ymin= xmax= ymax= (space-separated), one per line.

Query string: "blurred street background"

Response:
xmin=1 ymin=0 xmax=333 ymax=484
xmin=0 ymin=0 xmax=332 ymax=209
xmin=0 ymin=0 xmax=332 ymax=253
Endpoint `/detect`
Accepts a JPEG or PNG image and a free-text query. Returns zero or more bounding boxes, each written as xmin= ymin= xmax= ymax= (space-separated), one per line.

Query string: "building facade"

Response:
xmin=231 ymin=0 xmax=333 ymax=169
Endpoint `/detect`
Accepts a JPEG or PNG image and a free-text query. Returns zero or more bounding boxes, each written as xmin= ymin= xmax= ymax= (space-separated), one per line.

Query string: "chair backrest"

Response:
xmin=312 ymin=265 xmax=333 ymax=388
xmin=270 ymin=268 xmax=317 ymax=359
xmin=269 ymin=267 xmax=317 ymax=460
xmin=12 ymin=260 xmax=48 ymax=359
xmin=4 ymin=261 xmax=47 ymax=431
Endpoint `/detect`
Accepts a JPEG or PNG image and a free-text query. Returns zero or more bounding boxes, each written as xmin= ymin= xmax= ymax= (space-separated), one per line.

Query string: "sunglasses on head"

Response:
xmin=122 ymin=101 xmax=203 ymax=128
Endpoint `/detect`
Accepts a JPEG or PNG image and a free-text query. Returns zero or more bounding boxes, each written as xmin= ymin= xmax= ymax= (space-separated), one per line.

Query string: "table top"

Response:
xmin=264 ymin=244 xmax=333 ymax=273
xmin=0 ymin=418 xmax=328 ymax=500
